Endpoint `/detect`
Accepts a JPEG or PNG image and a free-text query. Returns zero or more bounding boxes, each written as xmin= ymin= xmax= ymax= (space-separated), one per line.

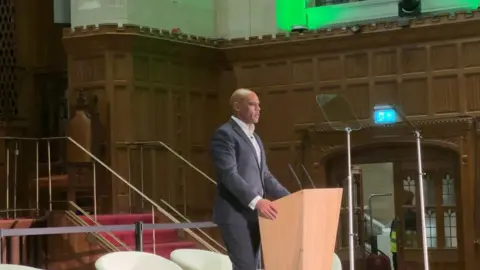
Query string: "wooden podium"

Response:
xmin=259 ymin=188 xmax=343 ymax=270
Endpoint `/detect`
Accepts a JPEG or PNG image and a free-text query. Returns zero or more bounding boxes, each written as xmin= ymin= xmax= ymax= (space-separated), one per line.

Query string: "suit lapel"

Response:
xmin=230 ymin=120 xmax=261 ymax=169
xmin=254 ymin=133 xmax=265 ymax=169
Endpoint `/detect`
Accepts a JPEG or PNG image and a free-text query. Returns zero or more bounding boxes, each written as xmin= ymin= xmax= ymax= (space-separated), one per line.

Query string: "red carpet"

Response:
xmin=80 ymin=214 xmax=196 ymax=258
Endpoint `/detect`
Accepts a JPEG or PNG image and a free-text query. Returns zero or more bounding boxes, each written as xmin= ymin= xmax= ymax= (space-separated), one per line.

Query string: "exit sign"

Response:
xmin=373 ymin=105 xmax=397 ymax=125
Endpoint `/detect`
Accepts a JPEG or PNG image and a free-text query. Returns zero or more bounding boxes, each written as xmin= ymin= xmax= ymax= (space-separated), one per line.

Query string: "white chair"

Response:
xmin=0 ymin=265 xmax=43 ymax=270
xmin=332 ymin=253 xmax=342 ymax=270
xmin=170 ymin=249 xmax=232 ymax=270
xmin=95 ymin=251 xmax=182 ymax=270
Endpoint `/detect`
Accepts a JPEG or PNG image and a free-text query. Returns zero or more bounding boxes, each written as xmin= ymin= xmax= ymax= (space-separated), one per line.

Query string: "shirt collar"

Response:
xmin=231 ymin=116 xmax=255 ymax=137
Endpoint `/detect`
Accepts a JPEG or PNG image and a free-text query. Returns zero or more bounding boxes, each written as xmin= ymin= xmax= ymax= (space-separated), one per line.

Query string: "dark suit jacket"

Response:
xmin=210 ymin=119 xmax=290 ymax=224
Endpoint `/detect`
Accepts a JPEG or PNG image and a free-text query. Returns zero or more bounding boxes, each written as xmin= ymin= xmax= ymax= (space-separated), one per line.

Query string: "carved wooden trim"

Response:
xmin=317 ymin=139 xmax=462 ymax=162
xmin=62 ymin=10 xmax=480 ymax=63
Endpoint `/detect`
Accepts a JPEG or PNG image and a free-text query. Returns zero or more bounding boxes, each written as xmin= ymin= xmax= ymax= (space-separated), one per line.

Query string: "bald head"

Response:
xmin=230 ymin=88 xmax=254 ymax=107
xmin=230 ymin=88 xmax=260 ymax=124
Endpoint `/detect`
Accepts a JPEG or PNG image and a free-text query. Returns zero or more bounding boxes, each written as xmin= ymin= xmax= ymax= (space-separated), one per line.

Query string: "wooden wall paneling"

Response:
xmin=226 ymin=27 xmax=480 ymax=270
xmin=459 ymin=132 xmax=476 ymax=270
xmin=475 ymin=121 xmax=480 ymax=266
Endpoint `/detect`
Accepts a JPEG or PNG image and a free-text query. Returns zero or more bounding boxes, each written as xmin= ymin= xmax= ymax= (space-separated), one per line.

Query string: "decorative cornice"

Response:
xmin=62 ymin=9 xmax=480 ymax=62
xmin=301 ymin=115 xmax=475 ymax=133
xmin=218 ymin=9 xmax=480 ymax=48
xmin=63 ymin=23 xmax=219 ymax=48
xmin=62 ymin=24 xmax=227 ymax=64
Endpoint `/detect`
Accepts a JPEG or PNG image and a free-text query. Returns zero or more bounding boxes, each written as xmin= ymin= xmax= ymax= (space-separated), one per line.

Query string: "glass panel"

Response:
xmin=442 ymin=173 xmax=456 ymax=206
xmin=403 ymin=176 xmax=416 ymax=194
xmin=444 ymin=209 xmax=458 ymax=248
xmin=315 ymin=93 xmax=361 ymax=131
xmin=402 ymin=206 xmax=418 ymax=248
xmin=425 ymin=209 xmax=437 ymax=248
xmin=424 ymin=174 xmax=436 ymax=207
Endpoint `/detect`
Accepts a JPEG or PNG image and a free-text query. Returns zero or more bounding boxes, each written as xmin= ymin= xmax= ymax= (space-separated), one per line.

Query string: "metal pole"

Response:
xmin=415 ymin=130 xmax=430 ymax=270
xmin=152 ymin=206 xmax=156 ymax=254
xmin=13 ymin=142 xmax=18 ymax=219
xmin=346 ymin=127 xmax=355 ymax=270
xmin=35 ymin=141 xmax=39 ymax=213
xmin=47 ymin=140 xmax=52 ymax=211
xmin=140 ymin=146 xmax=144 ymax=210
xmin=127 ymin=147 xmax=132 ymax=213
xmin=6 ymin=144 xmax=10 ymax=219
xmin=93 ymin=162 xmax=97 ymax=222
xmin=134 ymin=221 xmax=144 ymax=252
xmin=0 ymin=229 xmax=3 ymax=264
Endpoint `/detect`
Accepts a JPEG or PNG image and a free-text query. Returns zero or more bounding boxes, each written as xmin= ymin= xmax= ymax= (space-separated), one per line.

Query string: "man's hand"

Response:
xmin=255 ymin=199 xmax=278 ymax=220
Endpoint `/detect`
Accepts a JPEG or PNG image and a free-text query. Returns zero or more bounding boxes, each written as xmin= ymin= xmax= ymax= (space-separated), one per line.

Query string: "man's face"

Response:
xmin=236 ymin=92 xmax=260 ymax=124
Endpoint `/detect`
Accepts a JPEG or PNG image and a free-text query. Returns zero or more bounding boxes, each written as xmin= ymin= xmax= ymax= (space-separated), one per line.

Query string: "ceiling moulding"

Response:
xmin=62 ymin=10 xmax=480 ymax=51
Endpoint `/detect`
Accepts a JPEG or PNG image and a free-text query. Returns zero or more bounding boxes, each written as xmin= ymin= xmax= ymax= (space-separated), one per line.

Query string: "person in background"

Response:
xmin=390 ymin=190 xmax=416 ymax=270
xmin=210 ymin=88 xmax=290 ymax=270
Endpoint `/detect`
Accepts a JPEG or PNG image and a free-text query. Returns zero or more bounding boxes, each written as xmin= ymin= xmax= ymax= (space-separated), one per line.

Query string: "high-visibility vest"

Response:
xmin=390 ymin=231 xmax=397 ymax=253
xmin=390 ymin=219 xmax=397 ymax=253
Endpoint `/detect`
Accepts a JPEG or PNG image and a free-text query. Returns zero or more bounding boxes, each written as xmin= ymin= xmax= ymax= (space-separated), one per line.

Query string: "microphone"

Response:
xmin=288 ymin=164 xmax=303 ymax=190
xmin=301 ymin=164 xmax=316 ymax=188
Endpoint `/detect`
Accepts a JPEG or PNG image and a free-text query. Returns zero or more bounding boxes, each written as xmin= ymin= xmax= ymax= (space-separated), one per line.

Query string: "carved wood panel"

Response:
xmin=325 ymin=143 xmax=461 ymax=270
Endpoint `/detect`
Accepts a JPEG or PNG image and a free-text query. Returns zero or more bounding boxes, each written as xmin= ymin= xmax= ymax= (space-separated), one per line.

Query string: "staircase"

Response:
xmin=0 ymin=135 xmax=224 ymax=269
xmin=79 ymin=213 xmax=197 ymax=258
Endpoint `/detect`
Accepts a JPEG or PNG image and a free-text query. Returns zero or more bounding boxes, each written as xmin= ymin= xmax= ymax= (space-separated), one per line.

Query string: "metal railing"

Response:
xmin=0 ymin=221 xmax=217 ymax=263
xmin=66 ymin=201 xmax=128 ymax=252
xmin=0 ymin=136 xmax=224 ymax=253
xmin=116 ymin=141 xmax=224 ymax=253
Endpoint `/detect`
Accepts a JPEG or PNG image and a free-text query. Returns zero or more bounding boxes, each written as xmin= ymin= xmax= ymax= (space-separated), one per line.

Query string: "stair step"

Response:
xmin=0 ymin=218 xmax=36 ymax=229
xmin=100 ymin=229 xmax=179 ymax=245
xmin=80 ymin=213 xmax=154 ymax=225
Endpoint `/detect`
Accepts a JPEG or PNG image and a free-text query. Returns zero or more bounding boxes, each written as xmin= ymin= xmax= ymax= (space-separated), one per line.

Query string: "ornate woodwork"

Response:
xmin=57 ymin=8 xmax=480 ymax=270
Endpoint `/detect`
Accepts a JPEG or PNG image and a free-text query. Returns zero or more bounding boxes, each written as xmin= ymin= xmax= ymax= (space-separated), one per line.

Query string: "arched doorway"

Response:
xmin=324 ymin=142 xmax=462 ymax=270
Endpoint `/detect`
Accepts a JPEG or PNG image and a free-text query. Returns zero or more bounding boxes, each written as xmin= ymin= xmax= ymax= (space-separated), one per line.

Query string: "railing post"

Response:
xmin=134 ymin=221 xmax=144 ymax=252
xmin=151 ymin=206 xmax=156 ymax=255
xmin=0 ymin=229 xmax=3 ymax=264
xmin=92 ymin=162 xmax=97 ymax=222
xmin=140 ymin=145 xmax=144 ymax=210
xmin=13 ymin=141 xmax=18 ymax=219
xmin=35 ymin=141 xmax=39 ymax=215
xmin=47 ymin=140 xmax=52 ymax=211
xmin=127 ymin=146 xmax=132 ymax=213
xmin=6 ymin=142 xmax=10 ymax=219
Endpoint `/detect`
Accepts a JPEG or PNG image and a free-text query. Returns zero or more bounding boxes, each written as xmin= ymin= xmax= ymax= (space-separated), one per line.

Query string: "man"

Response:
xmin=390 ymin=190 xmax=416 ymax=270
xmin=210 ymin=88 xmax=290 ymax=270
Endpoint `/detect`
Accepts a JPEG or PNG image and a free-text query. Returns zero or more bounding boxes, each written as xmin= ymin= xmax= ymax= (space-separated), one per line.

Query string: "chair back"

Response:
xmin=170 ymin=249 xmax=232 ymax=270
xmin=0 ymin=265 xmax=43 ymax=270
xmin=332 ymin=253 xmax=342 ymax=270
xmin=95 ymin=251 xmax=182 ymax=270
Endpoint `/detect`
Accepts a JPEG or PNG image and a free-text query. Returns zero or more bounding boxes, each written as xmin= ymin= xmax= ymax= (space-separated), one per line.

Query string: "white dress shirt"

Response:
xmin=231 ymin=116 xmax=263 ymax=210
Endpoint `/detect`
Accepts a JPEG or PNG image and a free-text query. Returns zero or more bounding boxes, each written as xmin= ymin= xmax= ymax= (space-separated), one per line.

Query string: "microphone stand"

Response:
xmin=414 ymin=130 xmax=430 ymax=270
xmin=346 ymin=127 xmax=355 ymax=270
xmin=393 ymin=106 xmax=429 ymax=270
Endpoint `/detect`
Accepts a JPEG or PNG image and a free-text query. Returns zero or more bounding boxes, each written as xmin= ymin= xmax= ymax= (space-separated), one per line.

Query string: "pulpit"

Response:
xmin=259 ymin=188 xmax=343 ymax=270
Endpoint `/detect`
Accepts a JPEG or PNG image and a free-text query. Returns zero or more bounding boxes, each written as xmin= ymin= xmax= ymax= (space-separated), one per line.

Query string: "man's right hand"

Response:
xmin=255 ymin=199 xmax=278 ymax=220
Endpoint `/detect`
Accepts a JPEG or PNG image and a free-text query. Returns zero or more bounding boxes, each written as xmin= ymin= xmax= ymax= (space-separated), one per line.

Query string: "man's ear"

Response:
xmin=233 ymin=102 xmax=240 ymax=112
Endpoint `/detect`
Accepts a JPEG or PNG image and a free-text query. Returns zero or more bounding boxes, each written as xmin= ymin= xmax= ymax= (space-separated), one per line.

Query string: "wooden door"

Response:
xmin=393 ymin=159 xmax=462 ymax=270
xmin=328 ymin=166 xmax=365 ymax=270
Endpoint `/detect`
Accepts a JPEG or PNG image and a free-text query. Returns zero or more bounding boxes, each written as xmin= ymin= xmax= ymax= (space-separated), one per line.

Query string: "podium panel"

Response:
xmin=259 ymin=188 xmax=343 ymax=270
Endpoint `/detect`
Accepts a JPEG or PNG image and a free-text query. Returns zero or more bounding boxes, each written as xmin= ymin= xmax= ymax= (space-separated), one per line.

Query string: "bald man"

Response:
xmin=210 ymin=89 xmax=290 ymax=270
